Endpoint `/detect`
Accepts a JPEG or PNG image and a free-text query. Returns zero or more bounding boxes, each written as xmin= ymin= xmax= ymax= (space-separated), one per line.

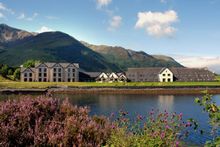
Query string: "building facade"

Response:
xmin=126 ymin=67 xmax=215 ymax=82
xmin=96 ymin=72 xmax=127 ymax=83
xmin=21 ymin=63 xmax=79 ymax=82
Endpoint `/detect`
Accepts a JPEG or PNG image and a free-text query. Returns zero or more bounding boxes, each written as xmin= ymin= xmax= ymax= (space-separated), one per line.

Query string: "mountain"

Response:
xmin=82 ymin=42 xmax=183 ymax=70
xmin=0 ymin=24 xmax=183 ymax=72
xmin=0 ymin=24 xmax=34 ymax=43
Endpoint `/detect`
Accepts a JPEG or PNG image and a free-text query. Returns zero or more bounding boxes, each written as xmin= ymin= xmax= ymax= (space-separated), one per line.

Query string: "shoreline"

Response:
xmin=1 ymin=86 xmax=220 ymax=95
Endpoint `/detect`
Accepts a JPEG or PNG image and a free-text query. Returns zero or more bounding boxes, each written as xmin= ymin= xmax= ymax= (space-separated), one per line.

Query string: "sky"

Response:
xmin=0 ymin=0 xmax=220 ymax=73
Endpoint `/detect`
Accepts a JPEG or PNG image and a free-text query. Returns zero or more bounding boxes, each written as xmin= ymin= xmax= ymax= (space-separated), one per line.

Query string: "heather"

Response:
xmin=0 ymin=96 xmax=112 ymax=146
xmin=0 ymin=95 xmax=195 ymax=146
xmin=107 ymin=110 xmax=192 ymax=147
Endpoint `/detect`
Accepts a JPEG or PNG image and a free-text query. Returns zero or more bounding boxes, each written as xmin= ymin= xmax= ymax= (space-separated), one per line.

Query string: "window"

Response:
xmin=39 ymin=73 xmax=42 ymax=77
xmin=168 ymin=74 xmax=170 ymax=76
xmin=24 ymin=78 xmax=27 ymax=82
xmin=163 ymin=78 xmax=166 ymax=82
xmin=53 ymin=78 xmax=56 ymax=82
xmin=72 ymin=69 xmax=75 ymax=72
xmin=44 ymin=68 xmax=47 ymax=72
xmin=44 ymin=73 xmax=47 ymax=77
xmin=29 ymin=78 xmax=32 ymax=82
xmin=58 ymin=78 xmax=61 ymax=82
xmin=68 ymin=78 xmax=71 ymax=82
xmin=58 ymin=68 xmax=61 ymax=72
xmin=44 ymin=78 xmax=47 ymax=82
xmin=53 ymin=73 xmax=56 ymax=77
xmin=58 ymin=73 xmax=61 ymax=77
xmin=68 ymin=68 xmax=71 ymax=72
xmin=29 ymin=73 xmax=32 ymax=77
xmin=163 ymin=74 xmax=166 ymax=76
xmin=168 ymin=78 xmax=171 ymax=82
xmin=53 ymin=68 xmax=56 ymax=72
xmin=72 ymin=78 xmax=75 ymax=82
xmin=24 ymin=73 xmax=27 ymax=77
xmin=39 ymin=78 xmax=42 ymax=82
xmin=39 ymin=68 xmax=42 ymax=72
xmin=72 ymin=73 xmax=75 ymax=77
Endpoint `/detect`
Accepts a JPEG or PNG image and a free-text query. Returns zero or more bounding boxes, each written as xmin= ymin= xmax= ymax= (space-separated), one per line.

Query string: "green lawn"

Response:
xmin=215 ymin=76 xmax=220 ymax=81
xmin=0 ymin=81 xmax=220 ymax=89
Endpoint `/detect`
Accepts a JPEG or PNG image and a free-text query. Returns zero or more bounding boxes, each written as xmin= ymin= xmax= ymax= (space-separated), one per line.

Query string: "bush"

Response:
xmin=195 ymin=93 xmax=220 ymax=146
xmin=0 ymin=96 xmax=113 ymax=146
xmin=107 ymin=110 xmax=192 ymax=147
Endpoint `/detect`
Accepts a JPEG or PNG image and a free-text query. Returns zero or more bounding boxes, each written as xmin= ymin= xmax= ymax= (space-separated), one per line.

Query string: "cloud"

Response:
xmin=46 ymin=16 xmax=59 ymax=20
xmin=108 ymin=15 xmax=122 ymax=31
xmin=0 ymin=12 xmax=4 ymax=18
xmin=173 ymin=55 xmax=220 ymax=74
xmin=96 ymin=0 xmax=112 ymax=8
xmin=17 ymin=13 xmax=25 ymax=19
xmin=0 ymin=2 xmax=14 ymax=18
xmin=160 ymin=0 xmax=167 ymax=3
xmin=17 ymin=12 xmax=38 ymax=21
xmin=37 ymin=26 xmax=54 ymax=33
xmin=135 ymin=10 xmax=178 ymax=37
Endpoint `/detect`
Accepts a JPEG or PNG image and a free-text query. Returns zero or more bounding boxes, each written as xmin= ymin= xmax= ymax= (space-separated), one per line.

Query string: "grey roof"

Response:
xmin=169 ymin=67 xmax=215 ymax=81
xmin=83 ymin=72 xmax=101 ymax=78
xmin=35 ymin=62 xmax=79 ymax=68
xmin=126 ymin=67 xmax=215 ymax=82
xmin=20 ymin=67 xmax=35 ymax=73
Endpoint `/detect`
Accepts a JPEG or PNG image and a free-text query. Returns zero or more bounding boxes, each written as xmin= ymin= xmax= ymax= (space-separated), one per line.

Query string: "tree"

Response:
xmin=8 ymin=69 xmax=13 ymax=75
xmin=0 ymin=65 xmax=9 ymax=77
xmin=13 ymin=68 xmax=20 ymax=80
xmin=23 ymin=60 xmax=41 ymax=68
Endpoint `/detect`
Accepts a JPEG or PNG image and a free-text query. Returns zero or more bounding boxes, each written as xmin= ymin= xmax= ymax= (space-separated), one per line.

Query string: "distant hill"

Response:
xmin=82 ymin=41 xmax=183 ymax=70
xmin=0 ymin=24 xmax=183 ymax=72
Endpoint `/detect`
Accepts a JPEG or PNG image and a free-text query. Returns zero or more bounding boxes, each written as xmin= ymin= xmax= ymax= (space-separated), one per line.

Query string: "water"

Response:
xmin=1 ymin=93 xmax=220 ymax=145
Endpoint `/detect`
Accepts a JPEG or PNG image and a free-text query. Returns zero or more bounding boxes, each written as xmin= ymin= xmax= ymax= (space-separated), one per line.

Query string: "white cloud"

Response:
xmin=17 ymin=12 xmax=38 ymax=21
xmin=96 ymin=0 xmax=112 ymax=8
xmin=0 ymin=12 xmax=4 ymax=18
xmin=108 ymin=15 xmax=122 ymax=31
xmin=17 ymin=13 xmax=25 ymax=19
xmin=0 ymin=2 xmax=14 ymax=14
xmin=173 ymin=55 xmax=220 ymax=74
xmin=135 ymin=10 xmax=178 ymax=37
xmin=37 ymin=26 xmax=54 ymax=33
xmin=160 ymin=0 xmax=167 ymax=3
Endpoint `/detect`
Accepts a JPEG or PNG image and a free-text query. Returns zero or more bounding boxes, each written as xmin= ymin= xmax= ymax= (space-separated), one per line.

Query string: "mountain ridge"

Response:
xmin=0 ymin=24 xmax=183 ymax=71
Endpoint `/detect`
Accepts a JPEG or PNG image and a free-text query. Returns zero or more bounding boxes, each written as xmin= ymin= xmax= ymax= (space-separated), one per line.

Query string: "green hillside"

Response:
xmin=0 ymin=24 xmax=183 ymax=72
xmin=82 ymin=42 xmax=183 ymax=70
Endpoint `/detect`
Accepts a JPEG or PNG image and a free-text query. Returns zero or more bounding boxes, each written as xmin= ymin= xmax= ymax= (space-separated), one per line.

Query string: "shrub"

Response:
xmin=0 ymin=96 xmax=113 ymax=146
xmin=195 ymin=93 xmax=220 ymax=146
xmin=107 ymin=110 xmax=192 ymax=147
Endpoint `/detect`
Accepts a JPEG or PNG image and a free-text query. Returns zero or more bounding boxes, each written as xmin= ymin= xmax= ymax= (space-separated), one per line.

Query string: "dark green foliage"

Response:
xmin=0 ymin=64 xmax=9 ymax=77
xmin=13 ymin=68 xmax=20 ymax=80
xmin=195 ymin=92 xmax=220 ymax=146
xmin=23 ymin=59 xmax=40 ymax=68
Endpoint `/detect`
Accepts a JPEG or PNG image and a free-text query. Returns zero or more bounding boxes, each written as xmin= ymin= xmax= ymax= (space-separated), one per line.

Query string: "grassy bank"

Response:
xmin=1 ymin=81 xmax=220 ymax=89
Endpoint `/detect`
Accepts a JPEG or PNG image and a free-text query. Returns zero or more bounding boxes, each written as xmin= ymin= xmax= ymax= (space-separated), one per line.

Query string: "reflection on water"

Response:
xmin=158 ymin=95 xmax=174 ymax=112
xmin=0 ymin=93 xmax=219 ymax=145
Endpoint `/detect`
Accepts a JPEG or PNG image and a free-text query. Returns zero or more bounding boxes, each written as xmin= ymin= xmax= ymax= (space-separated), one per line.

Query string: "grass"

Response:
xmin=0 ymin=75 xmax=12 ymax=82
xmin=0 ymin=81 xmax=220 ymax=89
xmin=215 ymin=75 xmax=220 ymax=81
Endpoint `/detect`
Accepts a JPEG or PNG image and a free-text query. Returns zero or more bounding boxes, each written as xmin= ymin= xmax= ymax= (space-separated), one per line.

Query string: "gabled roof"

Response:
xmin=20 ymin=67 xmax=35 ymax=73
xmin=35 ymin=62 xmax=79 ymax=68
